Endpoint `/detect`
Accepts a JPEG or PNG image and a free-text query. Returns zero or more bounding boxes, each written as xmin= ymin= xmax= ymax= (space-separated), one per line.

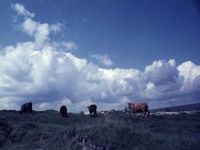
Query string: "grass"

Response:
xmin=0 ymin=110 xmax=199 ymax=150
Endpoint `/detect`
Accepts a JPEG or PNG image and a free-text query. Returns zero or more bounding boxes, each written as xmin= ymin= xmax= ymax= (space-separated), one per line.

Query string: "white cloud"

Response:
xmin=0 ymin=3 xmax=199 ymax=111
xmin=52 ymin=41 xmax=78 ymax=51
xmin=146 ymin=82 xmax=155 ymax=92
xmin=22 ymin=18 xmax=37 ymax=35
xmin=177 ymin=61 xmax=200 ymax=82
xmin=177 ymin=61 xmax=200 ymax=92
xmin=50 ymin=23 xmax=63 ymax=33
xmin=13 ymin=3 xmax=62 ymax=47
xmin=12 ymin=3 xmax=35 ymax=18
xmin=90 ymin=53 xmax=113 ymax=66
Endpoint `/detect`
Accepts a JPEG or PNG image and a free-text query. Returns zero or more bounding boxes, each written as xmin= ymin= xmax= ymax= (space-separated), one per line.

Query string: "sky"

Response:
xmin=0 ymin=0 xmax=200 ymax=112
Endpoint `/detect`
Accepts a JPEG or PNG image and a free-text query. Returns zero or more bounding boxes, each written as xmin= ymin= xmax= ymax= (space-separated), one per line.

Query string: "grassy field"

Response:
xmin=0 ymin=110 xmax=200 ymax=150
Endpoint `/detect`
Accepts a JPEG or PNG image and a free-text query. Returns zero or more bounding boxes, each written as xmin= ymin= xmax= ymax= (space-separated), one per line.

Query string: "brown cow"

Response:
xmin=128 ymin=102 xmax=150 ymax=117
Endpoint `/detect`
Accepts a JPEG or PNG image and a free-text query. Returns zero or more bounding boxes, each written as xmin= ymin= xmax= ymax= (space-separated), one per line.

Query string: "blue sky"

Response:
xmin=0 ymin=0 xmax=200 ymax=111
xmin=1 ymin=0 xmax=200 ymax=69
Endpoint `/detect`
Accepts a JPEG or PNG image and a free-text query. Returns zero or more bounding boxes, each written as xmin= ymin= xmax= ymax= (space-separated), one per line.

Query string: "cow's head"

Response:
xmin=128 ymin=103 xmax=130 ymax=109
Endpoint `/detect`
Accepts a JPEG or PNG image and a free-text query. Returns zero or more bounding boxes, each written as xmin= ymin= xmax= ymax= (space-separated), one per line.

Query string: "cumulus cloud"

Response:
xmin=177 ymin=61 xmax=200 ymax=93
xmin=146 ymin=82 xmax=155 ymax=92
xmin=12 ymin=3 xmax=35 ymax=18
xmin=90 ymin=53 xmax=113 ymax=66
xmin=22 ymin=18 xmax=63 ymax=47
xmin=50 ymin=23 xmax=63 ymax=33
xmin=12 ymin=3 xmax=62 ymax=47
xmin=0 ymin=3 xmax=199 ymax=111
xmin=52 ymin=41 xmax=78 ymax=51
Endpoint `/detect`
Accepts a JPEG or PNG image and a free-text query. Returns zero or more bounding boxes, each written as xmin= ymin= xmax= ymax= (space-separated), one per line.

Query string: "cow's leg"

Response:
xmin=133 ymin=111 xmax=135 ymax=117
xmin=147 ymin=110 xmax=150 ymax=117
xmin=143 ymin=111 xmax=145 ymax=117
xmin=145 ymin=111 xmax=148 ymax=117
xmin=144 ymin=111 xmax=147 ymax=117
xmin=94 ymin=111 xmax=97 ymax=117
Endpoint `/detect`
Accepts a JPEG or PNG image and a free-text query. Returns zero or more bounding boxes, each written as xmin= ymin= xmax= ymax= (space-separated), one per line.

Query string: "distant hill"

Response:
xmin=151 ymin=103 xmax=200 ymax=112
